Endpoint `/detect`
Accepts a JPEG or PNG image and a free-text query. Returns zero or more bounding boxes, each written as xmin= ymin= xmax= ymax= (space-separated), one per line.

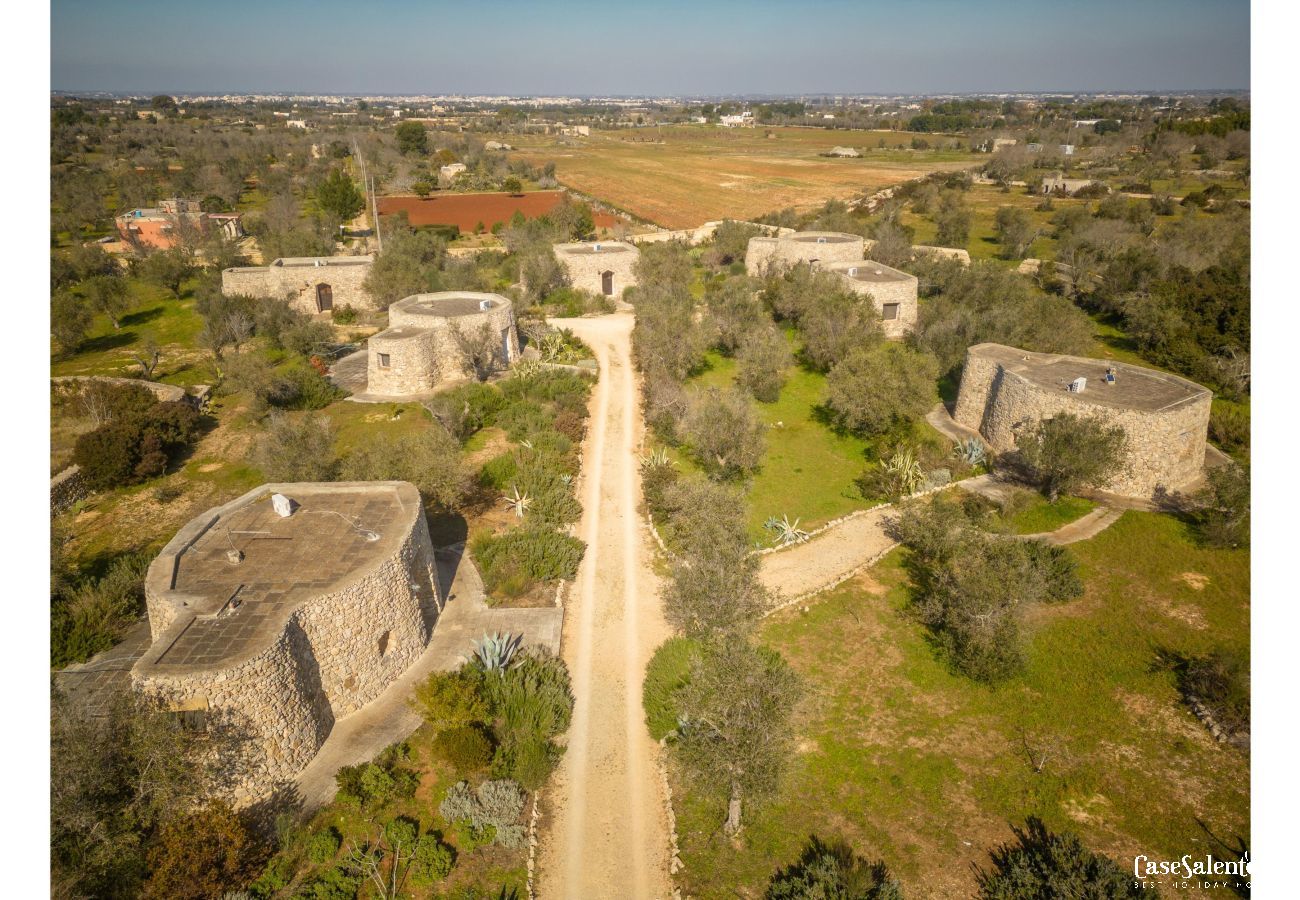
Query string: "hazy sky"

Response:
xmin=51 ymin=0 xmax=1249 ymax=95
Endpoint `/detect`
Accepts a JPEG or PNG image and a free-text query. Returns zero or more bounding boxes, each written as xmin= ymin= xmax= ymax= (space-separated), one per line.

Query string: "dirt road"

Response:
xmin=536 ymin=312 xmax=674 ymax=899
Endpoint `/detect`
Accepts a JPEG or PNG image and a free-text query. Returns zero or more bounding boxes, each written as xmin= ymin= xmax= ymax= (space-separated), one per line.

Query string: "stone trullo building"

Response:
xmin=744 ymin=230 xmax=919 ymax=337
xmin=954 ymin=343 xmax=1212 ymax=499
xmin=222 ymin=255 xmax=376 ymax=314
xmin=553 ymin=241 xmax=640 ymax=298
xmin=744 ymin=230 xmax=866 ymax=275
xmin=130 ymin=481 xmax=441 ymax=803
xmin=366 ymin=291 xmax=519 ymax=398
xmin=817 ymin=260 xmax=919 ymax=339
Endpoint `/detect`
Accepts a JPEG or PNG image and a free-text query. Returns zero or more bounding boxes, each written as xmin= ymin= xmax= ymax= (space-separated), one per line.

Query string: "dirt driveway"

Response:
xmin=535 ymin=312 xmax=674 ymax=899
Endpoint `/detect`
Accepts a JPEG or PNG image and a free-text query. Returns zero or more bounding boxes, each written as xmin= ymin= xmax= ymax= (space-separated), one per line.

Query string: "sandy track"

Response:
xmin=536 ymin=313 xmax=673 ymax=899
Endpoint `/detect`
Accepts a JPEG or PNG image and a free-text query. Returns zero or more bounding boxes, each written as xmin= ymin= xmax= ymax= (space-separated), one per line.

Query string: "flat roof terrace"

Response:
xmin=273 ymin=256 xmax=372 ymax=268
xmin=392 ymin=292 xmax=509 ymax=318
xmin=142 ymin=483 xmax=418 ymax=671
xmin=971 ymin=343 xmax=1210 ymax=413
xmin=824 ymin=260 xmax=914 ymax=284
xmin=554 ymin=241 xmax=635 ymax=254
xmin=790 ymin=232 xmax=859 ymax=243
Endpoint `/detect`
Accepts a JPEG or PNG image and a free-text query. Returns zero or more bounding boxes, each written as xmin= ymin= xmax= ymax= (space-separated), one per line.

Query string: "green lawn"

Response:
xmin=671 ymin=511 xmax=1249 ymax=897
xmin=999 ymin=493 xmax=1096 ymax=535
xmin=51 ymin=275 xmax=210 ymax=385
xmin=671 ymin=342 xmax=875 ymax=543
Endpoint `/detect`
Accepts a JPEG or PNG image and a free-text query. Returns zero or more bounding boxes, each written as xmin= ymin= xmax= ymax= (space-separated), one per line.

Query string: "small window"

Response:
xmin=377 ymin=353 xmax=391 ymax=368
xmin=882 ymin=303 xmax=900 ymax=320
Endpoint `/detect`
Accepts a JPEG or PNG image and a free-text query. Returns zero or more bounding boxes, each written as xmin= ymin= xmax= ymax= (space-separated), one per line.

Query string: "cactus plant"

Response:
xmin=640 ymin=447 xmax=673 ymax=470
xmin=884 ymin=448 xmax=925 ymax=496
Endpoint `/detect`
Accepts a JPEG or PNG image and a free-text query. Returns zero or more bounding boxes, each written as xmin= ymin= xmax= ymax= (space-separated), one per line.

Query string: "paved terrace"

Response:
xmin=145 ymin=485 xmax=414 ymax=671
xmin=393 ymin=292 xmax=507 ymax=317
xmin=972 ymin=344 xmax=1211 ymax=412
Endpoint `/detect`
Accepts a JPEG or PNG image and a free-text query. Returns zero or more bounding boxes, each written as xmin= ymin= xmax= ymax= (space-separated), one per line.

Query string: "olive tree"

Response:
xmin=677 ymin=641 xmax=800 ymax=836
xmin=682 ymin=387 xmax=766 ymax=480
xmin=1016 ymin=413 xmax=1128 ymax=500
xmin=736 ymin=324 xmax=792 ymax=403
xmin=825 ymin=343 xmax=938 ymax=436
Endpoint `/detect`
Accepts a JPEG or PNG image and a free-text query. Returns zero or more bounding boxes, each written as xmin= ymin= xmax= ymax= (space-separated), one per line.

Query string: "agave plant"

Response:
xmin=884 ymin=448 xmax=925 ymax=496
xmin=953 ymin=437 xmax=987 ymax=467
xmin=473 ymin=632 xmax=522 ymax=672
xmin=503 ymin=485 xmax=532 ymax=519
xmin=640 ymin=447 xmax=673 ymax=470
xmin=764 ymin=514 xmax=810 ymax=548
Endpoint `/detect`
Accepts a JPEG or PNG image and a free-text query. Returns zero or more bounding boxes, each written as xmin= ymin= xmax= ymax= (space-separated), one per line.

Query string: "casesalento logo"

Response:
xmin=1132 ymin=851 xmax=1250 ymax=891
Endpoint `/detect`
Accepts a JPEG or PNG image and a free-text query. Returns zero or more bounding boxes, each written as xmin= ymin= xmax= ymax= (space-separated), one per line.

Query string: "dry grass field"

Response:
xmin=506 ymin=126 xmax=978 ymax=227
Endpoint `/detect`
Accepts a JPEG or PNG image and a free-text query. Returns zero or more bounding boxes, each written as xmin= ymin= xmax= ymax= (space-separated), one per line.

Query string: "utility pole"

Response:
xmin=370 ymin=173 xmax=382 ymax=253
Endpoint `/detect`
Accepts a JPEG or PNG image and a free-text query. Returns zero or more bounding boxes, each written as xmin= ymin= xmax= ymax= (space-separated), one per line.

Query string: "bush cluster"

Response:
xmin=72 ymin=383 xmax=202 ymax=490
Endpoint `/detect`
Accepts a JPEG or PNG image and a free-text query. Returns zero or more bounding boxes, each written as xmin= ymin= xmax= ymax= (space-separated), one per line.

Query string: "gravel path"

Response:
xmin=535 ymin=313 xmax=674 ymax=900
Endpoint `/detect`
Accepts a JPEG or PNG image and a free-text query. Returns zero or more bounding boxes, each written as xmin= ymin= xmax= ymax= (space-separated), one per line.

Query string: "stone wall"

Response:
xmin=744 ymin=231 xmax=865 ymax=276
xmin=817 ymin=260 xmax=919 ymax=339
xmin=367 ymin=327 xmax=442 ymax=396
xmin=51 ymin=465 xmax=89 ymax=514
xmin=954 ymin=344 xmax=1212 ymax=498
xmin=132 ymin=482 xmax=441 ymax=805
xmin=367 ymin=293 xmax=519 ymax=397
xmin=553 ymin=242 xmax=640 ymax=297
xmin=222 ymin=256 xmax=376 ymax=312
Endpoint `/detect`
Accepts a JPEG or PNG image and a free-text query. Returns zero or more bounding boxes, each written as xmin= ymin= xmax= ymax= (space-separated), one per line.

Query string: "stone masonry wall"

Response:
xmin=745 ymin=231 xmax=865 ymax=275
xmin=367 ymin=329 xmax=441 ymax=395
xmin=51 ymin=465 xmax=89 ymax=514
xmin=955 ymin=346 xmax=1211 ymax=498
xmin=132 ymin=482 xmax=440 ymax=805
xmin=817 ymin=260 xmax=919 ymax=339
xmin=554 ymin=242 xmax=640 ymax=297
xmin=222 ymin=257 xmax=376 ymax=312
xmin=370 ymin=297 xmax=519 ymax=396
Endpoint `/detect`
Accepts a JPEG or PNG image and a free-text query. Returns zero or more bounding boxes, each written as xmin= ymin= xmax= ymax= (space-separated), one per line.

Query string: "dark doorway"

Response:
xmin=601 ymin=270 xmax=614 ymax=296
xmin=315 ymin=283 xmax=333 ymax=312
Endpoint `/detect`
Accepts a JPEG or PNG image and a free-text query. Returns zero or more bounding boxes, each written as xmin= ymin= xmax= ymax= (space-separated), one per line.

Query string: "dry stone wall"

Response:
xmin=222 ymin=256 xmax=376 ymax=313
xmin=955 ymin=344 xmax=1212 ymax=498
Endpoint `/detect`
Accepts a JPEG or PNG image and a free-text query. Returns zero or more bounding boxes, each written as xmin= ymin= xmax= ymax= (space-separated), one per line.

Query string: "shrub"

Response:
xmin=438 ymin=779 xmax=528 ymax=845
xmin=408 ymin=834 xmax=456 ymax=887
xmin=471 ymin=527 xmax=585 ymax=594
xmin=276 ymin=363 xmax=343 ymax=410
xmin=73 ymin=400 xmax=201 ymax=490
xmin=252 ymin=411 xmax=339 ymax=482
xmin=1209 ymin=403 xmax=1250 ymax=455
xmin=433 ymin=725 xmax=495 ymax=772
xmin=1020 ymin=540 xmax=1084 ymax=602
xmin=334 ymin=751 xmax=419 ymax=809
xmin=331 ymin=304 xmax=357 ymax=325
xmin=736 ymin=325 xmax=792 ymax=403
xmin=426 ymin=382 xmax=504 ymax=441
xmin=643 ymin=637 xmax=699 ymax=739
xmin=767 ymin=836 xmax=904 ymax=900
xmin=1178 ymin=649 xmax=1250 ymax=737
xmin=341 ymin=424 xmax=469 ymax=509
xmin=413 ymin=670 xmax=488 ymax=733
xmin=976 ymin=817 xmax=1147 ymax=898
xmin=482 ymin=654 xmax=575 ymax=788
xmin=1195 ymin=464 xmax=1249 ymax=548
xmin=305 ymin=827 xmax=341 ymax=864
xmin=305 ymin=865 xmax=361 ymax=900
xmin=142 ymin=802 xmax=264 ymax=900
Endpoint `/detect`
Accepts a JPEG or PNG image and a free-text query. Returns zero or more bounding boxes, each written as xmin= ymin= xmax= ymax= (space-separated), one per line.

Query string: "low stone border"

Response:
xmin=1188 ymin=694 xmax=1250 ymax=751
xmin=526 ymin=788 xmax=543 ymax=899
xmin=657 ymin=736 xmax=685 ymax=898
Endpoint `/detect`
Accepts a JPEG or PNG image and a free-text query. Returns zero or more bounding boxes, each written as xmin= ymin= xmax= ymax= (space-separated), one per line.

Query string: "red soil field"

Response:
xmin=377 ymin=190 xmax=620 ymax=232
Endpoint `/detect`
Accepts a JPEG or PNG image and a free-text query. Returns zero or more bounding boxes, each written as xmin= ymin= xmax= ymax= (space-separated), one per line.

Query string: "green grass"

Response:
xmin=672 ymin=511 xmax=1249 ymax=897
xmin=51 ymin=275 xmax=209 ymax=384
xmin=672 ymin=342 xmax=875 ymax=543
xmin=999 ymin=493 xmax=1096 ymax=535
